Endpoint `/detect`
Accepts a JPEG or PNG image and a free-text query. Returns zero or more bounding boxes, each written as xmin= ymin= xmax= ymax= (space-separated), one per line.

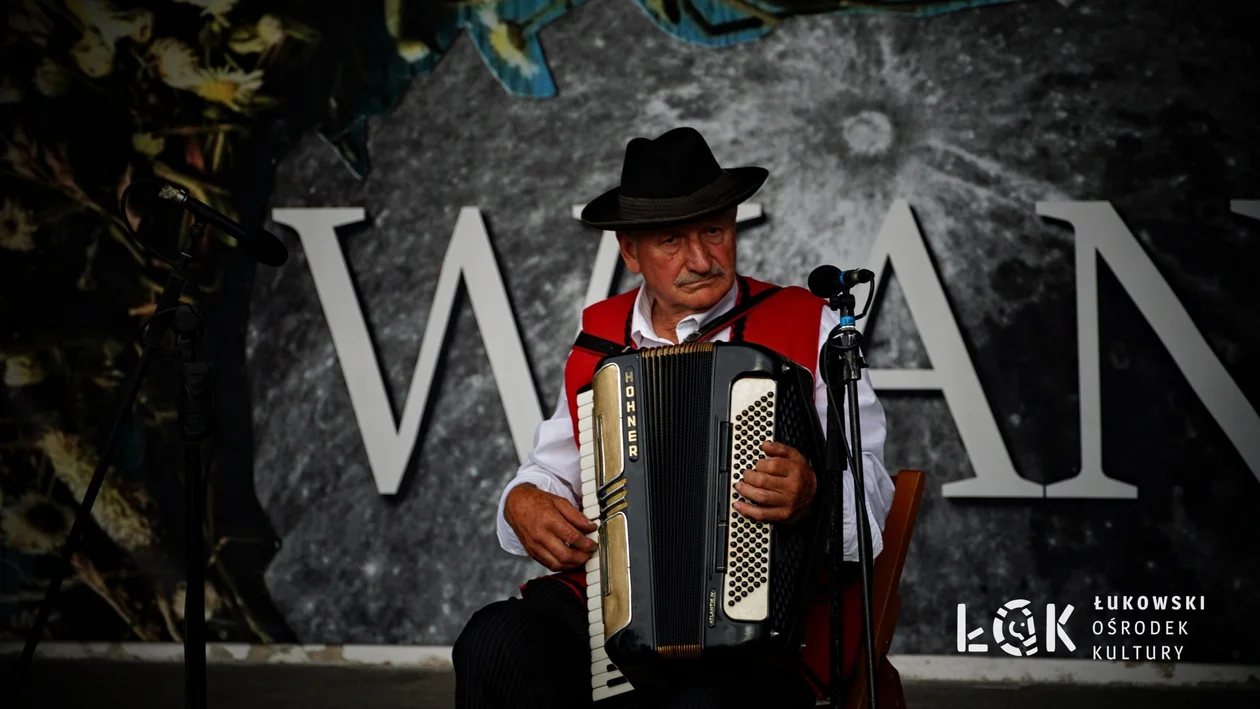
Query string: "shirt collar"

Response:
xmin=629 ymin=279 xmax=739 ymax=347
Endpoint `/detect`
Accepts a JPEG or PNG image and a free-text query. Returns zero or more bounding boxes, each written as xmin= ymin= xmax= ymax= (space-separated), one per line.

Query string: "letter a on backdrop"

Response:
xmin=861 ymin=200 xmax=1041 ymax=498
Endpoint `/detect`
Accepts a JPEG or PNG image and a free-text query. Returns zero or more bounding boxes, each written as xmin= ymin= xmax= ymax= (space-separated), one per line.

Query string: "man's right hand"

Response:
xmin=504 ymin=484 xmax=599 ymax=571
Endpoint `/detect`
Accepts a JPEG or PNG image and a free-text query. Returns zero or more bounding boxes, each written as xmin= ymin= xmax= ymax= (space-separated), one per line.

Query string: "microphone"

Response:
xmin=808 ymin=265 xmax=874 ymax=298
xmin=158 ymin=184 xmax=288 ymax=267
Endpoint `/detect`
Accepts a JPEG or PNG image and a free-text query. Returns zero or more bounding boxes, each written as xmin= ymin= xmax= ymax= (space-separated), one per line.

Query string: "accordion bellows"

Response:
xmin=579 ymin=342 xmax=829 ymax=701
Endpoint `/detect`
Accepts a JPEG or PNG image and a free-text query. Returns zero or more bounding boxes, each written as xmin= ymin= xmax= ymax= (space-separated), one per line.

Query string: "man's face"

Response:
xmin=617 ymin=209 xmax=738 ymax=314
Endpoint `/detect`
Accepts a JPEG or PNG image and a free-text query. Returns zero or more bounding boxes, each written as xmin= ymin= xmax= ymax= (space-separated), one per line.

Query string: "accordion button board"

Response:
xmin=724 ymin=378 xmax=776 ymax=621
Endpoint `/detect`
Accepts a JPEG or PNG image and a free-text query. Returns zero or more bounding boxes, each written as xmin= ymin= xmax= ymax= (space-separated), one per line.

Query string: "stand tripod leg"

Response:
xmin=6 ymin=349 xmax=157 ymax=698
xmin=6 ymin=258 xmax=189 ymax=701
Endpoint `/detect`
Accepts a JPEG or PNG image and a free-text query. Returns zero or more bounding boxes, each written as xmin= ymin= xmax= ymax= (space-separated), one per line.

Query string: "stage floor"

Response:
xmin=5 ymin=659 xmax=1260 ymax=709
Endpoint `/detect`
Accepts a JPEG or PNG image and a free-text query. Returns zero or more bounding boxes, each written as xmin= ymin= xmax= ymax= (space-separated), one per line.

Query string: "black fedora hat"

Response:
xmin=580 ymin=127 xmax=768 ymax=231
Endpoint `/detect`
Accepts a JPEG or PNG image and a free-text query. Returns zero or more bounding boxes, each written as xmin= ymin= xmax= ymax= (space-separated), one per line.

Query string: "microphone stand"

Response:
xmin=822 ymin=287 xmax=878 ymax=709
xmin=6 ymin=218 xmax=213 ymax=709
xmin=176 ymin=222 xmax=212 ymax=709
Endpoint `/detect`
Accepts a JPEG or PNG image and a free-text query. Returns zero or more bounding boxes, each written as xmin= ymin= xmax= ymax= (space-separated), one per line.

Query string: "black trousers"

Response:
xmin=453 ymin=577 xmax=818 ymax=709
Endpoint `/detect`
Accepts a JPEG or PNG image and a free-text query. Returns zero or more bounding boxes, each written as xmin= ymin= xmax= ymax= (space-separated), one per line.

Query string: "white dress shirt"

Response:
xmin=497 ymin=280 xmax=895 ymax=564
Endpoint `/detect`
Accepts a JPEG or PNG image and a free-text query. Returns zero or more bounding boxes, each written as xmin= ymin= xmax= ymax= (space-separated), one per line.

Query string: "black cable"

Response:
xmin=855 ymin=279 xmax=876 ymax=320
xmin=821 ymin=339 xmax=860 ymax=475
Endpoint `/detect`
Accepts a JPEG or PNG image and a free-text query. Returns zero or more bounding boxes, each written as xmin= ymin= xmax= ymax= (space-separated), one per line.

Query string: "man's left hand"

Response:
xmin=733 ymin=441 xmax=816 ymax=524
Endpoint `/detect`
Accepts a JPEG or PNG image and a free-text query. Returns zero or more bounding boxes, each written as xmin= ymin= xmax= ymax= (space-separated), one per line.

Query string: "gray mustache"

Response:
xmin=674 ymin=265 xmax=725 ymax=286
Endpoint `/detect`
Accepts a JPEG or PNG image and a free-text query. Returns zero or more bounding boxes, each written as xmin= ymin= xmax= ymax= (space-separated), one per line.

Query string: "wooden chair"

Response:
xmin=839 ymin=469 xmax=926 ymax=709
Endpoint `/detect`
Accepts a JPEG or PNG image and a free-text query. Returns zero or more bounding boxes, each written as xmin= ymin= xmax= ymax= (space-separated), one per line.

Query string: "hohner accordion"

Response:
xmin=577 ymin=342 xmax=829 ymax=702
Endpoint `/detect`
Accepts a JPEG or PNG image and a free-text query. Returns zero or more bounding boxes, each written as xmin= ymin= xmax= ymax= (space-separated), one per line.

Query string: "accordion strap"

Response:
xmin=572 ymin=330 xmax=632 ymax=357
xmin=571 ymin=281 xmax=785 ymax=356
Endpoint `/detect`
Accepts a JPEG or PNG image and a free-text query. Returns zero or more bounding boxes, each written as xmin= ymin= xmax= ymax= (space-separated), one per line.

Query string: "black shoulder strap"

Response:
xmin=571 ymin=279 xmax=786 ymax=354
xmin=574 ymin=330 xmax=631 ymax=356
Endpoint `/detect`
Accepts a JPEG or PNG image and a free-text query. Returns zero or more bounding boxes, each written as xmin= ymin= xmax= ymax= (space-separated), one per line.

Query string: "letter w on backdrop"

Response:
xmin=270 ymin=207 xmax=540 ymax=495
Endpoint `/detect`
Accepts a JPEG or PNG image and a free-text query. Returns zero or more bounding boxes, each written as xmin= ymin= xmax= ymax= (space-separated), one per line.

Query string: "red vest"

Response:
xmin=550 ymin=276 xmax=859 ymax=694
xmin=563 ymin=276 xmax=820 ymax=439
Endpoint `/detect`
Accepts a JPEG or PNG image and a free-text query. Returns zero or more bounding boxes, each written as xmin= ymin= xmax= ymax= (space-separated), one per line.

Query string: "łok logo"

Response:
xmin=958 ymin=599 xmax=1076 ymax=656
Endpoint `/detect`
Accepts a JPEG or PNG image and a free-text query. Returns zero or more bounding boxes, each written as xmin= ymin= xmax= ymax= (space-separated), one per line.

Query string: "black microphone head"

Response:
xmin=808 ymin=265 xmax=840 ymax=298
xmin=249 ymin=229 xmax=289 ymax=267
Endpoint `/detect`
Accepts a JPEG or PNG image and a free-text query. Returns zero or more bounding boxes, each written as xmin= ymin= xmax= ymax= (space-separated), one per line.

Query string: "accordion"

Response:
xmin=577 ymin=342 xmax=829 ymax=702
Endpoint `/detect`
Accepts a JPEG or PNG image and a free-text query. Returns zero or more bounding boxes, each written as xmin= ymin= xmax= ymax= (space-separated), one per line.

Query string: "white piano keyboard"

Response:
xmin=578 ymin=389 xmax=635 ymax=702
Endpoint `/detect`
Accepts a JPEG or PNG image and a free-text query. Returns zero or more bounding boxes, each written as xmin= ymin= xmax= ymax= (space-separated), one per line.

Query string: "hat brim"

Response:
xmin=579 ymin=166 xmax=768 ymax=231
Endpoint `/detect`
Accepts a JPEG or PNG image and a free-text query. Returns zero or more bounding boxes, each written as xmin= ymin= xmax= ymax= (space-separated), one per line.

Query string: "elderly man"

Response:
xmin=454 ymin=127 xmax=894 ymax=709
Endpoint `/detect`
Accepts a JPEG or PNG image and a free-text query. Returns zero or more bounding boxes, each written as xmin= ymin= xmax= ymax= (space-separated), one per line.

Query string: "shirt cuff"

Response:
xmin=496 ymin=471 xmax=576 ymax=557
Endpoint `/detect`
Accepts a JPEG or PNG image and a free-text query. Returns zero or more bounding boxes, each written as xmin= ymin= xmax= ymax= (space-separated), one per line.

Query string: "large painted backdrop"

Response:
xmin=2 ymin=0 xmax=1257 ymax=668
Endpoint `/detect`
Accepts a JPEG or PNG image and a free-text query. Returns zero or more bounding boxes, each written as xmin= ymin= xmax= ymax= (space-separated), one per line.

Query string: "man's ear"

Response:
xmin=616 ymin=232 xmax=642 ymax=275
